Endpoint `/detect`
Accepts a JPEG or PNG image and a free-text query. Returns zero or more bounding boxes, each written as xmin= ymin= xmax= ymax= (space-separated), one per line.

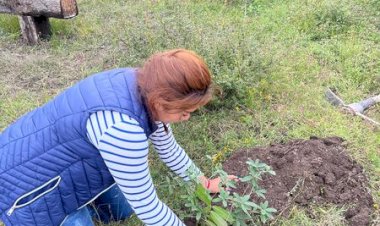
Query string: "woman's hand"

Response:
xmin=199 ymin=175 xmax=239 ymax=193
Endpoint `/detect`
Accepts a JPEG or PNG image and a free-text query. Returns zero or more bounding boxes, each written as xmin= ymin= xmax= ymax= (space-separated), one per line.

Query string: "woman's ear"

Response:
xmin=154 ymin=101 xmax=165 ymax=112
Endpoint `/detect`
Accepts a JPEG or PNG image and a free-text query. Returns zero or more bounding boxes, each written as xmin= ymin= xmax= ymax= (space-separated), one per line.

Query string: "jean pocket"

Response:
xmin=7 ymin=175 xmax=61 ymax=216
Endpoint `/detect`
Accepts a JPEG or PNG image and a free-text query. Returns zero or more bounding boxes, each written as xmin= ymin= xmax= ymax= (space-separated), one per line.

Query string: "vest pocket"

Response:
xmin=7 ymin=175 xmax=61 ymax=216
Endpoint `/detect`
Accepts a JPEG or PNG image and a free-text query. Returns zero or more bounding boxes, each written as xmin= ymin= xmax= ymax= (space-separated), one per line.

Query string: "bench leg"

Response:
xmin=18 ymin=15 xmax=52 ymax=45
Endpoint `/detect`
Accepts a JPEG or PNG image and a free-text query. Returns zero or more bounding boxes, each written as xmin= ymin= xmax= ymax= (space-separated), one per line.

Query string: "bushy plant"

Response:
xmin=299 ymin=4 xmax=352 ymax=41
xmin=181 ymin=159 xmax=276 ymax=226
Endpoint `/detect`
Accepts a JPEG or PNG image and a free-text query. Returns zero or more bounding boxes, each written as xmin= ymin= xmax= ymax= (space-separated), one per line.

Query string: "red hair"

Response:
xmin=137 ymin=49 xmax=213 ymax=120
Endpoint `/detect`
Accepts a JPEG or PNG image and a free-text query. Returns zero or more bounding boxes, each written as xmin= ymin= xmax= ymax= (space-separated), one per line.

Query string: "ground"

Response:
xmin=223 ymin=137 xmax=374 ymax=226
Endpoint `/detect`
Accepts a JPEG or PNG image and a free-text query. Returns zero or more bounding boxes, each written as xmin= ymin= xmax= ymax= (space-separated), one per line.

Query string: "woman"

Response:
xmin=0 ymin=49 xmax=235 ymax=225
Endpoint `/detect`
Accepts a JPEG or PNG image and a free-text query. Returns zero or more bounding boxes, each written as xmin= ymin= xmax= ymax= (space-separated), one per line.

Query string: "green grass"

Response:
xmin=0 ymin=0 xmax=379 ymax=225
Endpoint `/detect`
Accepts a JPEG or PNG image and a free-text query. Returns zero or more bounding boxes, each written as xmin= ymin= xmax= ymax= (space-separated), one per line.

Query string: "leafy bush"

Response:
xmin=299 ymin=4 xmax=352 ymax=41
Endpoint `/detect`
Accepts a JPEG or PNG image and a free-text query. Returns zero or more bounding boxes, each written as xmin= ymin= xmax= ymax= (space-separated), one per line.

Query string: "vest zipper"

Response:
xmin=7 ymin=176 xmax=61 ymax=216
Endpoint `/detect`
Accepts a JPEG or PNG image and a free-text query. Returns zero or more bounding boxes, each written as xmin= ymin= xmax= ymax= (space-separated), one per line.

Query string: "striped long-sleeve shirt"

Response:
xmin=86 ymin=110 xmax=201 ymax=225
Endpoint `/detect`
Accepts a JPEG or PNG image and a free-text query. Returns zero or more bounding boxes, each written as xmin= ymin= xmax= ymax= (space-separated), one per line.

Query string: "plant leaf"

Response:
xmin=240 ymin=176 xmax=252 ymax=182
xmin=241 ymin=205 xmax=251 ymax=216
xmin=213 ymin=197 xmax=222 ymax=203
xmin=195 ymin=183 xmax=212 ymax=206
xmin=196 ymin=212 xmax=202 ymax=222
xmin=205 ymin=220 xmax=217 ymax=226
xmin=266 ymin=207 xmax=277 ymax=213
xmin=245 ymin=201 xmax=259 ymax=209
xmin=209 ymin=210 xmax=228 ymax=226
xmin=212 ymin=206 xmax=234 ymax=223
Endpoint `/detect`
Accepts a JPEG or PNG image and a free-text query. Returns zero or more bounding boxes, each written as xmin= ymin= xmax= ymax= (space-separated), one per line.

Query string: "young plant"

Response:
xmin=240 ymin=159 xmax=276 ymax=199
xmin=181 ymin=159 xmax=277 ymax=225
xmin=181 ymin=165 xmax=234 ymax=225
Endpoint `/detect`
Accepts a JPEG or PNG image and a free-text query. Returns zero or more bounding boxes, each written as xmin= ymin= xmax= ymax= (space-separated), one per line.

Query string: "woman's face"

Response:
xmin=155 ymin=105 xmax=199 ymax=124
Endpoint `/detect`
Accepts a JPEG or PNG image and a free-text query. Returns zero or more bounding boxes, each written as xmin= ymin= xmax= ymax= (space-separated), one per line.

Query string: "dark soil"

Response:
xmin=222 ymin=136 xmax=374 ymax=226
xmin=183 ymin=218 xmax=197 ymax=226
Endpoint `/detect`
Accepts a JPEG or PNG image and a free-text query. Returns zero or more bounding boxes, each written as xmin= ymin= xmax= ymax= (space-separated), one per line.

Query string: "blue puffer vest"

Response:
xmin=0 ymin=68 xmax=157 ymax=226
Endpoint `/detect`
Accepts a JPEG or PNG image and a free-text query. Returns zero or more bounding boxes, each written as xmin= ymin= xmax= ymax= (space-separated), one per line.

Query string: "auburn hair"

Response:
xmin=137 ymin=49 xmax=213 ymax=120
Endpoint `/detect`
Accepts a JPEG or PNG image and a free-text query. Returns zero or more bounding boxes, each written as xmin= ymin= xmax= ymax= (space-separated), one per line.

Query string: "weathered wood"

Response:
xmin=19 ymin=15 xmax=51 ymax=44
xmin=0 ymin=0 xmax=77 ymax=18
xmin=60 ymin=0 xmax=76 ymax=18
xmin=1 ymin=0 xmax=77 ymax=45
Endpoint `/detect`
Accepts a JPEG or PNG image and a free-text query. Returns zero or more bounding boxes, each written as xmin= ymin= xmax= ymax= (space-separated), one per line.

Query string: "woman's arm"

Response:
xmin=86 ymin=111 xmax=185 ymax=226
xmin=149 ymin=123 xmax=238 ymax=193
xmin=149 ymin=123 xmax=202 ymax=181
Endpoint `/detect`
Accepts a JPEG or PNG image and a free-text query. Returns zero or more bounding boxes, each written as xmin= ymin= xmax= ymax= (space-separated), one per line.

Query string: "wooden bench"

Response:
xmin=0 ymin=0 xmax=78 ymax=44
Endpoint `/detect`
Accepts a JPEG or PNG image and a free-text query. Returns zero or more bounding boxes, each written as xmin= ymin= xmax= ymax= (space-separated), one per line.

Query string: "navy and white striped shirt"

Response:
xmin=86 ymin=111 xmax=201 ymax=225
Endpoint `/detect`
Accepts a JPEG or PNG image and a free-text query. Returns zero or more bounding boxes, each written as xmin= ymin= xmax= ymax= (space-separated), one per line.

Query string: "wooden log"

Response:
xmin=0 ymin=0 xmax=77 ymax=18
xmin=19 ymin=15 xmax=51 ymax=44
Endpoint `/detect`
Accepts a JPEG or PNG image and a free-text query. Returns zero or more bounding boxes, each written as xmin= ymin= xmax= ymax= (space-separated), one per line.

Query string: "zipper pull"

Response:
xmin=7 ymin=206 xmax=15 ymax=216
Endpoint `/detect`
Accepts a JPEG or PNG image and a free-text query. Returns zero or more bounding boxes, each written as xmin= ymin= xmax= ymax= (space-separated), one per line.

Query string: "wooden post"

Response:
xmin=0 ymin=0 xmax=77 ymax=44
xmin=18 ymin=15 xmax=51 ymax=44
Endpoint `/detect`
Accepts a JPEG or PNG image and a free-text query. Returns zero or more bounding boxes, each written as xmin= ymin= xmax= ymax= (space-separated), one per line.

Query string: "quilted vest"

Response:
xmin=0 ymin=68 xmax=157 ymax=226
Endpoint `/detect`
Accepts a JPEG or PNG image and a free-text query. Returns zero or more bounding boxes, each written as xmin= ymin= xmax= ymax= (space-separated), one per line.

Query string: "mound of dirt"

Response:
xmin=223 ymin=137 xmax=374 ymax=226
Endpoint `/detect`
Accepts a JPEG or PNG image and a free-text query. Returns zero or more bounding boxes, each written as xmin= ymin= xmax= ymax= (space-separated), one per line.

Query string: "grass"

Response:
xmin=0 ymin=0 xmax=379 ymax=225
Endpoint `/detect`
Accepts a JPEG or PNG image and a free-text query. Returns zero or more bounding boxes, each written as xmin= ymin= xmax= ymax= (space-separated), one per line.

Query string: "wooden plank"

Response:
xmin=0 ymin=0 xmax=77 ymax=18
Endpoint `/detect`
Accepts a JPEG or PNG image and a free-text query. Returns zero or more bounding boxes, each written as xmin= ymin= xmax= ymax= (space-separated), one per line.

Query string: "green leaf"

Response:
xmin=205 ymin=220 xmax=217 ymax=226
xmin=245 ymin=201 xmax=259 ymax=209
xmin=260 ymin=201 xmax=269 ymax=209
xmin=196 ymin=212 xmax=202 ymax=222
xmin=212 ymin=206 xmax=234 ymax=223
xmin=241 ymin=205 xmax=251 ymax=216
xmin=255 ymin=188 xmax=267 ymax=198
xmin=226 ymin=180 xmax=237 ymax=189
xmin=240 ymin=176 xmax=252 ymax=182
xmin=260 ymin=214 xmax=268 ymax=223
xmin=213 ymin=197 xmax=222 ymax=203
xmin=195 ymin=183 xmax=212 ymax=206
xmin=269 ymin=170 xmax=276 ymax=175
xmin=265 ymin=207 xmax=277 ymax=213
xmin=257 ymin=162 xmax=267 ymax=168
xmin=209 ymin=210 xmax=228 ymax=226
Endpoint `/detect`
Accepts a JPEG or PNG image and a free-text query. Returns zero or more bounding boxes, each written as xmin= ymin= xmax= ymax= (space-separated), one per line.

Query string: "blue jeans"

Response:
xmin=62 ymin=185 xmax=133 ymax=225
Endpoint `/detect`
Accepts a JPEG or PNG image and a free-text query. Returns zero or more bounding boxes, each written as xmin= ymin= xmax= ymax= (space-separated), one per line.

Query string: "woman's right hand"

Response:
xmin=199 ymin=175 xmax=239 ymax=193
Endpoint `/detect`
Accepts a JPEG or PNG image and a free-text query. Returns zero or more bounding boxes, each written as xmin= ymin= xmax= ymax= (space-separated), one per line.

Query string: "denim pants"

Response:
xmin=62 ymin=185 xmax=133 ymax=225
